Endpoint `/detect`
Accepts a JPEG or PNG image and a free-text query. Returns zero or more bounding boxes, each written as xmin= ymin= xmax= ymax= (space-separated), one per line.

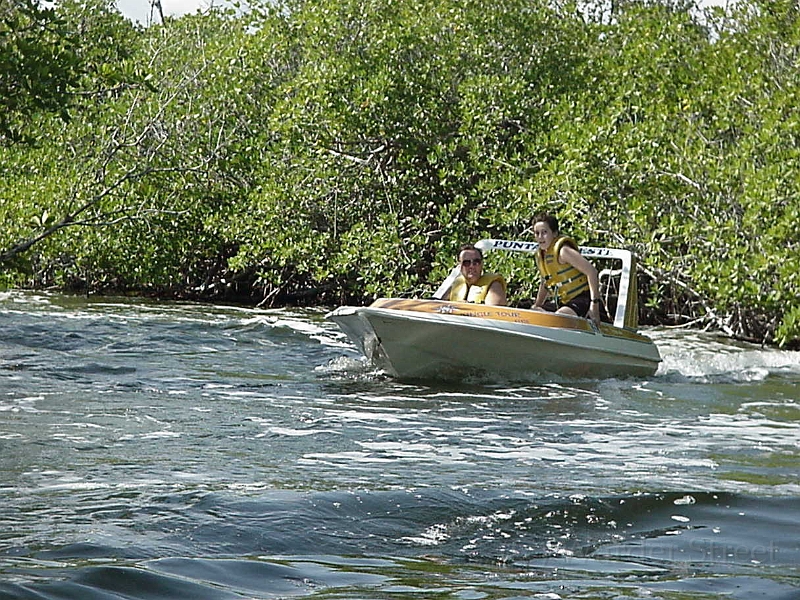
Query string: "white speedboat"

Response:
xmin=326 ymin=239 xmax=661 ymax=380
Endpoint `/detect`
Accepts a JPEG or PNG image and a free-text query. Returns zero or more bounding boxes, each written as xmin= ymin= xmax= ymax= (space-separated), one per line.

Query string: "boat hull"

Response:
xmin=327 ymin=299 xmax=661 ymax=380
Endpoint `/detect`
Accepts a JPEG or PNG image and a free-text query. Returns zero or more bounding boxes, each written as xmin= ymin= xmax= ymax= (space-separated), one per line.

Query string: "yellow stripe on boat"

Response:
xmin=371 ymin=298 xmax=595 ymax=331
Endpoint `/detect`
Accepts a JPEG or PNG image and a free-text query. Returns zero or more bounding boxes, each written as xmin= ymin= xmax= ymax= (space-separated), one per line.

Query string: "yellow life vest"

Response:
xmin=535 ymin=236 xmax=589 ymax=304
xmin=449 ymin=273 xmax=506 ymax=304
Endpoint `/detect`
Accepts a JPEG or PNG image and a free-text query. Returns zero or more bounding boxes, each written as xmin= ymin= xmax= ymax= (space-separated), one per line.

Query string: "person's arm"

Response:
xmin=559 ymin=245 xmax=601 ymax=323
xmin=532 ymin=280 xmax=548 ymax=310
xmin=484 ymin=280 xmax=507 ymax=306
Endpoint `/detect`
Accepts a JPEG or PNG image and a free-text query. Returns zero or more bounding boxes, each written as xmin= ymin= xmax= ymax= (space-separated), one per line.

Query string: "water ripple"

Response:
xmin=1 ymin=292 xmax=798 ymax=598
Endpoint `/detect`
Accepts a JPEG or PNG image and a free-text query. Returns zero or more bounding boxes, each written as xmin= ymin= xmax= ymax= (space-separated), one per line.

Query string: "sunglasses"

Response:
xmin=460 ymin=258 xmax=482 ymax=267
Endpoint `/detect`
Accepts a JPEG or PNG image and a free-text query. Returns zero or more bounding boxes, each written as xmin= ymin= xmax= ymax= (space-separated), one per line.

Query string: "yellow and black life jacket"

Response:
xmin=535 ymin=236 xmax=589 ymax=305
xmin=449 ymin=273 xmax=506 ymax=304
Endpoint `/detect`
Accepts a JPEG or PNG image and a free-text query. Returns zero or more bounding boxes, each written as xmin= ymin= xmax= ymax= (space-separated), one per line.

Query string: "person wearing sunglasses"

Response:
xmin=444 ymin=244 xmax=507 ymax=306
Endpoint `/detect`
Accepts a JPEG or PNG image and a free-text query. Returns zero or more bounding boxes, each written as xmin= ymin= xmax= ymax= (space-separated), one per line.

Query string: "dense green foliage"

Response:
xmin=1 ymin=0 xmax=80 ymax=142
xmin=0 ymin=0 xmax=798 ymax=346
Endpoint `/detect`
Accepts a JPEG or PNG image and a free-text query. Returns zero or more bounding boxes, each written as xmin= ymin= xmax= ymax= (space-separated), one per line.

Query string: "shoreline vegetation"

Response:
xmin=1 ymin=0 xmax=798 ymax=348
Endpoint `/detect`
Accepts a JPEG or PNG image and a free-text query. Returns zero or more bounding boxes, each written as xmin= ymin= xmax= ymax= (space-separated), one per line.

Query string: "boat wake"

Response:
xmin=649 ymin=329 xmax=800 ymax=383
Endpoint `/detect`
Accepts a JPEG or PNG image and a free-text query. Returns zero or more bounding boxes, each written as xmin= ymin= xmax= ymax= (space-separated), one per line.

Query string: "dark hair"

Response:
xmin=458 ymin=244 xmax=483 ymax=259
xmin=532 ymin=212 xmax=559 ymax=233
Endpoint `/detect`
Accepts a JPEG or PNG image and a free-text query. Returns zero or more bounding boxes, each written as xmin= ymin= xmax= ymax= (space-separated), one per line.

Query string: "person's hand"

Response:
xmin=588 ymin=303 xmax=601 ymax=324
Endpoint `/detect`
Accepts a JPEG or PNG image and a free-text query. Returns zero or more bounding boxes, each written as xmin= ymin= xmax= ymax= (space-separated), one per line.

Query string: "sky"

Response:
xmin=116 ymin=0 xmax=731 ymax=25
xmin=116 ymin=0 xmax=218 ymax=24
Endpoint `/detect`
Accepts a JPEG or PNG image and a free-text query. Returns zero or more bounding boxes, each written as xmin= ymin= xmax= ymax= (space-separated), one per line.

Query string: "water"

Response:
xmin=1 ymin=291 xmax=798 ymax=599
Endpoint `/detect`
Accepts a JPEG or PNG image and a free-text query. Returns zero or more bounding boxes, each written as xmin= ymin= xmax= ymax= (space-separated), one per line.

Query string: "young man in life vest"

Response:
xmin=446 ymin=244 xmax=507 ymax=306
xmin=531 ymin=213 xmax=602 ymax=324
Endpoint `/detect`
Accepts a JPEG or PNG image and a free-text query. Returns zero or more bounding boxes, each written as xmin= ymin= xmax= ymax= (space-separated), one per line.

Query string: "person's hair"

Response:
xmin=458 ymin=244 xmax=483 ymax=259
xmin=532 ymin=212 xmax=559 ymax=233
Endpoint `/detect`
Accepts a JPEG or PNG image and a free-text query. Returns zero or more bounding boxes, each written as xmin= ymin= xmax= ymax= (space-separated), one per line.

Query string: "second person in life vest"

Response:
xmin=531 ymin=213 xmax=602 ymax=324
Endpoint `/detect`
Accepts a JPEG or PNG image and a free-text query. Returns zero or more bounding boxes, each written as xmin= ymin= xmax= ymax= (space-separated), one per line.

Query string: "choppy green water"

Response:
xmin=1 ymin=291 xmax=798 ymax=599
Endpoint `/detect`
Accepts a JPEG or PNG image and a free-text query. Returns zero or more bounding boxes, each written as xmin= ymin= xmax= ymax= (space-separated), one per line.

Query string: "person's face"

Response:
xmin=459 ymin=250 xmax=483 ymax=285
xmin=533 ymin=221 xmax=556 ymax=251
